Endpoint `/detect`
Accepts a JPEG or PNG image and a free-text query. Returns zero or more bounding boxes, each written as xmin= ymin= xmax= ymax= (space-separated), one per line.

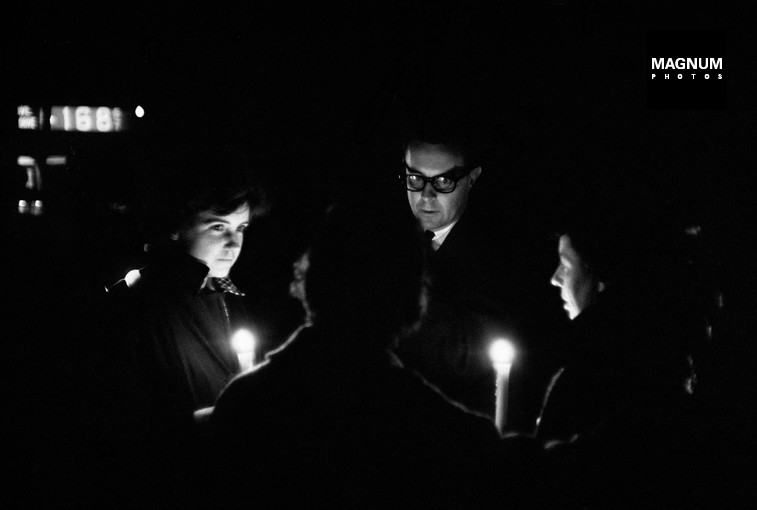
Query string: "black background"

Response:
xmin=1 ymin=1 xmax=755 ymax=505
xmin=3 ymin=2 xmax=753 ymax=295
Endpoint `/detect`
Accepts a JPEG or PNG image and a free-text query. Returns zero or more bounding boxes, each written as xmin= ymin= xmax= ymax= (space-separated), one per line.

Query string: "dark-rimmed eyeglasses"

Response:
xmin=399 ymin=165 xmax=475 ymax=194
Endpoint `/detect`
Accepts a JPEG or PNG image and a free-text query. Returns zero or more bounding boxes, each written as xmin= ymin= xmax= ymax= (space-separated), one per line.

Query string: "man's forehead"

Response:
xmin=405 ymin=144 xmax=465 ymax=175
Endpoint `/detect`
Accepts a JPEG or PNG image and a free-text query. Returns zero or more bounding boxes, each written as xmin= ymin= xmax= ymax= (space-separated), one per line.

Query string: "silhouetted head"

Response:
xmin=298 ymin=202 xmax=428 ymax=344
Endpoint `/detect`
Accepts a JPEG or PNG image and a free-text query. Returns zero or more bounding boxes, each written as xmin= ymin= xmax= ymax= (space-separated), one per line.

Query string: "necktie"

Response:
xmin=212 ymin=277 xmax=246 ymax=296
xmin=424 ymin=230 xmax=436 ymax=252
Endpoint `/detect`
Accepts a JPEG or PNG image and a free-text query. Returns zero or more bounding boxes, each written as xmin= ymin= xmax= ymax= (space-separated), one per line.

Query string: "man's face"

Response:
xmin=178 ymin=204 xmax=251 ymax=278
xmin=405 ymin=143 xmax=481 ymax=232
xmin=550 ymin=235 xmax=601 ymax=320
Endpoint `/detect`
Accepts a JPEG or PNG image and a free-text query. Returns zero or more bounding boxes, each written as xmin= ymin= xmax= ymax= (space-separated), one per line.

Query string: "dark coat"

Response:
xmin=534 ymin=287 xmax=698 ymax=509
xmin=103 ymin=248 xmax=253 ymax=507
xmin=198 ymin=324 xmax=508 ymax=509
xmin=106 ymin=250 xmax=249 ymax=419
xmin=395 ymin=211 xmax=517 ymax=418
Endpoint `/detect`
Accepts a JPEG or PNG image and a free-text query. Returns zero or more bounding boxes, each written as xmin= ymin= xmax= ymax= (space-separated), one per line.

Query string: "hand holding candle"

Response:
xmin=489 ymin=338 xmax=515 ymax=435
xmin=231 ymin=329 xmax=256 ymax=373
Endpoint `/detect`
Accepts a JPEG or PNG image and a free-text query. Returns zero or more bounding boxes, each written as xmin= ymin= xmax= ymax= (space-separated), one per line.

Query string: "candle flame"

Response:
xmin=231 ymin=329 xmax=256 ymax=354
xmin=489 ymin=339 xmax=515 ymax=365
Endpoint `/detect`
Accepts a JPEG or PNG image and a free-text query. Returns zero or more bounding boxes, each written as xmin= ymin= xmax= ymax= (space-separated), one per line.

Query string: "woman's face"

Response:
xmin=550 ymin=234 xmax=602 ymax=320
xmin=178 ymin=204 xmax=251 ymax=278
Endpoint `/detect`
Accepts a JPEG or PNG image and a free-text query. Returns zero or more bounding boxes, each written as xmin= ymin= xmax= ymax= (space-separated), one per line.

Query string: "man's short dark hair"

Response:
xmin=401 ymin=114 xmax=483 ymax=169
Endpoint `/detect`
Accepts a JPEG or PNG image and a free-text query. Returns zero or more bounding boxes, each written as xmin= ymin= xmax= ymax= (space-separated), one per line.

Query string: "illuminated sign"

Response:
xmin=50 ymin=106 xmax=129 ymax=132
xmin=17 ymin=105 xmax=41 ymax=130
xmin=17 ymin=104 xmax=136 ymax=132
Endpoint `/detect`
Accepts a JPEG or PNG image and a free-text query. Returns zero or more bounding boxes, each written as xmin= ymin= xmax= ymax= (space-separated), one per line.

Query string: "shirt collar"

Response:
xmin=427 ymin=220 xmax=457 ymax=251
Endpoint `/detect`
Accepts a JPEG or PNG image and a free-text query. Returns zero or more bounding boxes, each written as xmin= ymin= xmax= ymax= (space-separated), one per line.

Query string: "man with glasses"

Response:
xmin=402 ymin=139 xmax=482 ymax=248
xmin=395 ymin=126 xmax=513 ymax=419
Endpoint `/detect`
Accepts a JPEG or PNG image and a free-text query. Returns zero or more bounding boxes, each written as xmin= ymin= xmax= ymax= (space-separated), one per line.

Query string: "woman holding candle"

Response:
xmin=101 ymin=142 xmax=272 ymax=507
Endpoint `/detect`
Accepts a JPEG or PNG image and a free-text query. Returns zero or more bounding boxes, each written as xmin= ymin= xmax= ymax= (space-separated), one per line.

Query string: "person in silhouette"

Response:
xmin=200 ymin=201 xmax=510 ymax=508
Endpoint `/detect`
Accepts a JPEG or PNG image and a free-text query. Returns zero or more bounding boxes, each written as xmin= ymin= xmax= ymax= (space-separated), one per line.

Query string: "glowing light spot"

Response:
xmin=17 ymin=155 xmax=35 ymax=166
xmin=125 ymin=269 xmax=141 ymax=287
xmin=46 ymin=155 xmax=67 ymax=166
xmin=489 ymin=338 xmax=515 ymax=366
xmin=135 ymin=106 xmax=145 ymax=118
xmin=30 ymin=200 xmax=43 ymax=216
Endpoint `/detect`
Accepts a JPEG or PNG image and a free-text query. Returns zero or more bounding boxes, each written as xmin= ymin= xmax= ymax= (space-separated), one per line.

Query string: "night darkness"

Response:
xmin=2 ymin=1 xmax=755 ymax=506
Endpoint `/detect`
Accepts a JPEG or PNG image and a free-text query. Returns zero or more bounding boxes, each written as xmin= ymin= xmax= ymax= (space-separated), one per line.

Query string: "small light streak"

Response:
xmin=46 ymin=155 xmax=67 ymax=166
xmin=232 ymin=329 xmax=257 ymax=372
xmin=135 ymin=106 xmax=145 ymax=118
xmin=17 ymin=155 xmax=35 ymax=166
xmin=109 ymin=202 xmax=129 ymax=213
xmin=685 ymin=225 xmax=702 ymax=237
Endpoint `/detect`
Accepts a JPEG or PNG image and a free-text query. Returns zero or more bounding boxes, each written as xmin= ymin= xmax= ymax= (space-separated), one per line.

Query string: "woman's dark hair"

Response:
xmin=551 ymin=196 xmax=682 ymax=290
xmin=140 ymin=141 xmax=271 ymax=243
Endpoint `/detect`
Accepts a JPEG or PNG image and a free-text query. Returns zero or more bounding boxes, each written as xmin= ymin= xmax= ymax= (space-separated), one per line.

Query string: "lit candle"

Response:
xmin=231 ymin=329 xmax=256 ymax=373
xmin=489 ymin=338 xmax=516 ymax=435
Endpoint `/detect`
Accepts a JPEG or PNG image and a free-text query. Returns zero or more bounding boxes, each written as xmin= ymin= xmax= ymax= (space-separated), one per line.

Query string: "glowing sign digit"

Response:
xmin=62 ymin=106 xmax=74 ymax=131
xmin=75 ymin=106 xmax=93 ymax=132
xmin=112 ymin=108 xmax=123 ymax=131
xmin=96 ymin=107 xmax=113 ymax=132
xmin=46 ymin=105 xmax=132 ymax=132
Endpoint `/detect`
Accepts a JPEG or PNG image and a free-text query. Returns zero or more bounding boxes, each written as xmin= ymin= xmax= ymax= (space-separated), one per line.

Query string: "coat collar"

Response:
xmin=140 ymin=248 xmax=211 ymax=294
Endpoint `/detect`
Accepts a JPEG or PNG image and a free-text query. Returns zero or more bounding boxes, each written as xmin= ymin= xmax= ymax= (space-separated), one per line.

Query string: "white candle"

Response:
xmin=231 ymin=329 xmax=256 ymax=372
xmin=489 ymin=339 xmax=515 ymax=435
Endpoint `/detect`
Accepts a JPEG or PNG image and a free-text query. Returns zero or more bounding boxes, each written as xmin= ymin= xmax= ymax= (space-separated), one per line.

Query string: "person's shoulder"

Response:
xmin=208 ymin=360 xmax=282 ymax=437
xmin=391 ymin=364 xmax=500 ymax=435
xmin=215 ymin=359 xmax=277 ymax=409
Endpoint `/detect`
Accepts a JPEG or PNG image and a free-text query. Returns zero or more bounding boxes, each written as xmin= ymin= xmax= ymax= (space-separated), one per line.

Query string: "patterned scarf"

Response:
xmin=210 ymin=276 xmax=245 ymax=296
